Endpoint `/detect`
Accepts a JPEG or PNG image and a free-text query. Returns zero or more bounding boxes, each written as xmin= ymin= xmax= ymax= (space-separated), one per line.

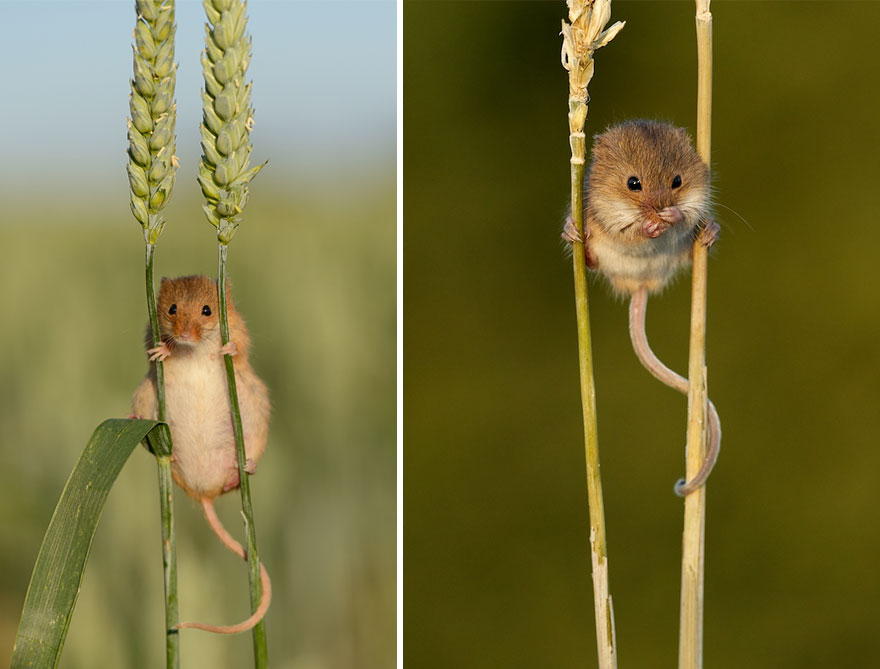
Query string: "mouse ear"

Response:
xmin=675 ymin=125 xmax=694 ymax=146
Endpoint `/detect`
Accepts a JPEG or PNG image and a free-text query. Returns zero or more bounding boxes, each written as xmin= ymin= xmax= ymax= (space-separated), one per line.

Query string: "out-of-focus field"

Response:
xmin=0 ymin=180 xmax=395 ymax=668
xmin=404 ymin=1 xmax=880 ymax=667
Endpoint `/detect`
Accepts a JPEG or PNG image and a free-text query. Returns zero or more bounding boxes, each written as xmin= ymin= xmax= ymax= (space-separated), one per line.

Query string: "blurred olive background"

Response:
xmin=1 ymin=1 xmax=394 ymax=668
xmin=405 ymin=1 xmax=880 ymax=667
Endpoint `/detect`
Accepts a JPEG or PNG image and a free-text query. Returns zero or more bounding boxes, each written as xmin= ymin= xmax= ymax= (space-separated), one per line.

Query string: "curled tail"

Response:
xmin=628 ymin=286 xmax=721 ymax=496
xmin=174 ymin=498 xmax=272 ymax=634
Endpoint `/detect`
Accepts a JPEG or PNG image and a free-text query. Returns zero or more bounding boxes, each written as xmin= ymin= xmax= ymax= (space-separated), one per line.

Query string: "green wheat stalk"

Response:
xmin=199 ymin=0 xmax=268 ymax=664
xmin=125 ymin=1 xmax=180 ymax=666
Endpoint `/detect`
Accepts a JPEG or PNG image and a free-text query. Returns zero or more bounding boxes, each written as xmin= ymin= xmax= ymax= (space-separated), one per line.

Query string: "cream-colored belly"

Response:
xmin=131 ymin=346 xmax=270 ymax=499
xmin=590 ymin=225 xmax=693 ymax=294
xmin=164 ymin=350 xmax=237 ymax=498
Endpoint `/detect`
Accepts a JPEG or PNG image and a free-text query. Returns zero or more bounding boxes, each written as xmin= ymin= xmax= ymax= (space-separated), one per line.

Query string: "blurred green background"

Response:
xmin=1 ymin=1 xmax=394 ymax=668
xmin=405 ymin=1 xmax=880 ymax=667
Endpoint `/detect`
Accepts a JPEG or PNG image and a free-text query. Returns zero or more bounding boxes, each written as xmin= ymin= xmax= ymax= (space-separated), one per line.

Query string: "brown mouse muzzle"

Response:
xmin=173 ymin=324 xmax=201 ymax=344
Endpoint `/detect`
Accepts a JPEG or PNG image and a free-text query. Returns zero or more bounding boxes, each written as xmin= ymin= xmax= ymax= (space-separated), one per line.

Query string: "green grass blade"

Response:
xmin=10 ymin=418 xmax=162 ymax=669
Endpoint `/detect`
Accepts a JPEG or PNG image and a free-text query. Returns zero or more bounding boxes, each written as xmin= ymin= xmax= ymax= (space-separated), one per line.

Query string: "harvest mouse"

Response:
xmin=563 ymin=120 xmax=721 ymax=496
xmin=131 ymin=274 xmax=271 ymax=633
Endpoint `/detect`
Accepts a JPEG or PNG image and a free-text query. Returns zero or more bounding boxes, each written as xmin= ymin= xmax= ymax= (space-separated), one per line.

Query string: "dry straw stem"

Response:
xmin=679 ymin=1 xmax=713 ymax=668
xmin=560 ymin=1 xmax=623 ymax=668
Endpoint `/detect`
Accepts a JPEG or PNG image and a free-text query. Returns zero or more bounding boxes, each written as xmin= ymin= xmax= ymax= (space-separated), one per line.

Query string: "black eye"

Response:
xmin=671 ymin=175 xmax=682 ymax=189
xmin=168 ymin=304 xmax=177 ymax=315
xmin=627 ymin=176 xmax=642 ymax=191
xmin=202 ymin=305 xmax=212 ymax=316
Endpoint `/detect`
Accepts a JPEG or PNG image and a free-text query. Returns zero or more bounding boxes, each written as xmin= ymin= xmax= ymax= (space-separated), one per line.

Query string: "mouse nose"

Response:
xmin=174 ymin=325 xmax=198 ymax=342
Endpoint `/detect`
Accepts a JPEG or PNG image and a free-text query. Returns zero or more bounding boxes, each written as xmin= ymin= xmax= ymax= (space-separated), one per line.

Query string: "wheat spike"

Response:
xmin=199 ymin=0 xmax=267 ymax=245
xmin=127 ymin=0 xmax=178 ymax=244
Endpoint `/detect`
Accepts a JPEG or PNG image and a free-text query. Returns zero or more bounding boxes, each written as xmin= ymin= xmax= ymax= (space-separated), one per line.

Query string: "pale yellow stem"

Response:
xmin=679 ymin=2 xmax=712 ymax=668
xmin=570 ymin=151 xmax=617 ymax=668
xmin=562 ymin=1 xmax=624 ymax=664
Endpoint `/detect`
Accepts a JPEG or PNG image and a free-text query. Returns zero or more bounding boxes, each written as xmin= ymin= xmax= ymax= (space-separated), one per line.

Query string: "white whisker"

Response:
xmin=714 ymin=202 xmax=752 ymax=231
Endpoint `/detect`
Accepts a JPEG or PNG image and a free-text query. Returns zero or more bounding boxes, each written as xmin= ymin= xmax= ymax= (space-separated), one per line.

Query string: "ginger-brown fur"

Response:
xmin=574 ymin=120 xmax=712 ymax=295
xmin=131 ymin=275 xmax=271 ymax=633
xmin=563 ymin=121 xmax=721 ymax=495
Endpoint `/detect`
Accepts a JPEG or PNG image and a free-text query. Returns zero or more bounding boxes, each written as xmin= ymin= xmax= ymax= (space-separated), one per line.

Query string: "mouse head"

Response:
xmin=588 ymin=120 xmax=710 ymax=239
xmin=157 ymin=275 xmax=230 ymax=346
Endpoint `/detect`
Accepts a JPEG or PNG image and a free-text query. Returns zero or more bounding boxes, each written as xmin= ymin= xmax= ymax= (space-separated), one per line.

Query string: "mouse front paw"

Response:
xmin=657 ymin=206 xmax=683 ymax=225
xmin=219 ymin=341 xmax=239 ymax=357
xmin=699 ymin=219 xmax=720 ymax=247
xmin=643 ymin=218 xmax=671 ymax=239
xmin=147 ymin=342 xmax=171 ymax=362
xmin=561 ymin=216 xmax=583 ymax=244
xmin=562 ymin=217 xmax=597 ymax=269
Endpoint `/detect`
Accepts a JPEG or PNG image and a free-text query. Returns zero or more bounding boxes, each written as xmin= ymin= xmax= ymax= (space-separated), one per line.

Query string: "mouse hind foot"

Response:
xmin=222 ymin=458 xmax=257 ymax=492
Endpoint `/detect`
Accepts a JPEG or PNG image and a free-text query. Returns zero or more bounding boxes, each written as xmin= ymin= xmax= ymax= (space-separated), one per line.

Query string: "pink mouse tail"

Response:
xmin=174 ymin=498 xmax=272 ymax=635
xmin=629 ymin=286 xmax=721 ymax=497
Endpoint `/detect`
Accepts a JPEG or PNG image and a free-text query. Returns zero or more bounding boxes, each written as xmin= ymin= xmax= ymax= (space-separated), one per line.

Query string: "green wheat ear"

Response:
xmin=127 ymin=0 xmax=178 ymax=245
xmin=199 ymin=0 xmax=267 ymax=245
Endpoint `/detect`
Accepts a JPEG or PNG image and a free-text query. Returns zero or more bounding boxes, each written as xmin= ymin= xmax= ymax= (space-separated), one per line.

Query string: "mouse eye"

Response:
xmin=202 ymin=305 xmax=212 ymax=316
xmin=671 ymin=175 xmax=682 ymax=189
xmin=626 ymin=176 xmax=642 ymax=191
xmin=168 ymin=304 xmax=177 ymax=315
